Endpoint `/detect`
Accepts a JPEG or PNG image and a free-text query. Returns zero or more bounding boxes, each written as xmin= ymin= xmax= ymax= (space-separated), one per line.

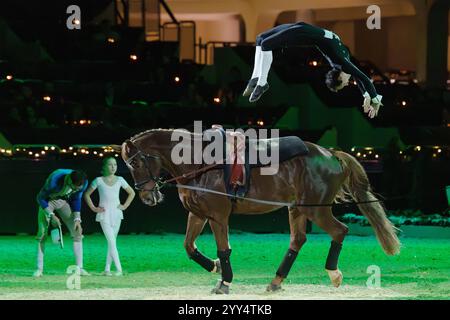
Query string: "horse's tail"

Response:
xmin=333 ymin=151 xmax=401 ymax=255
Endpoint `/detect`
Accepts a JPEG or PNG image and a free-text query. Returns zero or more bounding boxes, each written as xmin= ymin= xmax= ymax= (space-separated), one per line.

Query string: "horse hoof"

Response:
xmin=266 ymin=283 xmax=283 ymax=293
xmin=211 ymin=280 xmax=229 ymax=294
xmin=326 ymin=269 xmax=343 ymax=288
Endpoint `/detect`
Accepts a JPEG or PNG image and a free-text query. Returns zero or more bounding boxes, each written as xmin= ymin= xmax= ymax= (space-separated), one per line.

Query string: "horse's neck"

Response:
xmin=160 ymin=150 xmax=202 ymax=178
xmin=149 ymin=131 xmax=204 ymax=178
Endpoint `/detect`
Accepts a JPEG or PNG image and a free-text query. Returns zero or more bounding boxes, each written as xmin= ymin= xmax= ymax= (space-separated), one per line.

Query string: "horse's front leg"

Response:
xmin=209 ymin=219 xmax=232 ymax=294
xmin=267 ymin=209 xmax=307 ymax=292
xmin=184 ymin=212 xmax=220 ymax=273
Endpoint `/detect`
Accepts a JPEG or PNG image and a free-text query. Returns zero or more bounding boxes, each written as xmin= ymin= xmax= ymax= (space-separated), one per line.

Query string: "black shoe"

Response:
xmin=249 ymin=83 xmax=269 ymax=102
xmin=242 ymin=78 xmax=258 ymax=97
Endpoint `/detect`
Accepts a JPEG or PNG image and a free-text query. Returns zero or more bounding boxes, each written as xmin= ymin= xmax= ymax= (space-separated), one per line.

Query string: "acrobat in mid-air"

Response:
xmin=243 ymin=22 xmax=383 ymax=118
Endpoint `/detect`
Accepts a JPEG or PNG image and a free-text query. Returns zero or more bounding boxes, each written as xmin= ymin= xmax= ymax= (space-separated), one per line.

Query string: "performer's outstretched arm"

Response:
xmin=342 ymin=59 xmax=383 ymax=118
xmin=342 ymin=59 xmax=377 ymax=99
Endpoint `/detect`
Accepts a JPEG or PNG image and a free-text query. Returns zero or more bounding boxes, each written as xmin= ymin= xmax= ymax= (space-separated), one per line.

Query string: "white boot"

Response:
xmin=33 ymin=269 xmax=43 ymax=277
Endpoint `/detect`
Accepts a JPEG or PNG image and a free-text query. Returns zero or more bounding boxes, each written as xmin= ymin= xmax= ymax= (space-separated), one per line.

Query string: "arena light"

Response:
xmin=401 ymin=100 xmax=407 ymax=107
xmin=390 ymin=79 xmax=396 ymax=84
xmin=356 ymin=152 xmax=361 ymax=157
xmin=351 ymin=147 xmax=355 ymax=152
xmin=51 ymin=146 xmax=55 ymax=150
xmin=375 ymin=154 xmax=379 ymax=159
xmin=174 ymin=76 xmax=180 ymax=83
xmin=414 ymin=146 xmax=421 ymax=152
xmin=257 ymin=120 xmax=264 ymax=126
xmin=74 ymin=19 xmax=80 ymax=25
xmin=437 ymin=148 xmax=442 ymax=153
xmin=43 ymin=96 xmax=51 ymax=102
xmin=309 ymin=60 xmax=318 ymax=67
xmin=6 ymin=75 xmax=13 ymax=80
xmin=61 ymin=149 xmax=67 ymax=153
xmin=44 ymin=146 xmax=49 ymax=151
xmin=34 ymin=153 xmax=40 ymax=158
xmin=213 ymin=97 xmax=221 ymax=104
xmin=130 ymin=54 xmax=138 ymax=61
xmin=107 ymin=37 xmax=115 ymax=43
xmin=41 ymin=151 xmax=45 ymax=155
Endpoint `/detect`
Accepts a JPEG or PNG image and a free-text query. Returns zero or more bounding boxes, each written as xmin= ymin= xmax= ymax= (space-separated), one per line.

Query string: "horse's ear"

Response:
xmin=109 ymin=144 xmax=122 ymax=153
xmin=124 ymin=140 xmax=137 ymax=154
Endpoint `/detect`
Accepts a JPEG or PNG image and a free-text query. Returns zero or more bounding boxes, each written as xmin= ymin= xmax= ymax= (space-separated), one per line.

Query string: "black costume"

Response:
xmin=256 ymin=22 xmax=378 ymax=99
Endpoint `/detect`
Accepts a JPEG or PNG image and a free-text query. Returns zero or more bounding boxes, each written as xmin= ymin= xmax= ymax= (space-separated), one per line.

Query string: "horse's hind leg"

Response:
xmin=209 ymin=219 xmax=232 ymax=294
xmin=184 ymin=212 xmax=220 ymax=273
xmin=310 ymin=207 xmax=348 ymax=287
xmin=267 ymin=208 xmax=307 ymax=292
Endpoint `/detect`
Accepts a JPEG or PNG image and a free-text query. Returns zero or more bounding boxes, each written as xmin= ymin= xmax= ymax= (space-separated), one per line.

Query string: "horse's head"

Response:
xmin=121 ymin=139 xmax=164 ymax=206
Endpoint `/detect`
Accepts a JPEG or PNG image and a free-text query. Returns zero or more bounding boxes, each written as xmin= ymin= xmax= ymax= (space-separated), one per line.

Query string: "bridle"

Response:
xmin=124 ymin=139 xmax=221 ymax=193
xmin=124 ymin=142 xmax=163 ymax=192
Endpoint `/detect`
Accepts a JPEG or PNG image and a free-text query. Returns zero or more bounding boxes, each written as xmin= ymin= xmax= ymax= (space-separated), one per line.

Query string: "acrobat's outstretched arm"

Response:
xmin=343 ymin=59 xmax=383 ymax=118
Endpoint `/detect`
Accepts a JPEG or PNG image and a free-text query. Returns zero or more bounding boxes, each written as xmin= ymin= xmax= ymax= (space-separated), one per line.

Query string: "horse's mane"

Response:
xmin=130 ymin=128 xmax=178 ymax=141
xmin=130 ymin=128 xmax=207 ymax=144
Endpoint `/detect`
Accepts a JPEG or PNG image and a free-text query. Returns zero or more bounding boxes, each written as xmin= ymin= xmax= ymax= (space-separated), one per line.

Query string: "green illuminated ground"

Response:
xmin=0 ymin=234 xmax=448 ymax=299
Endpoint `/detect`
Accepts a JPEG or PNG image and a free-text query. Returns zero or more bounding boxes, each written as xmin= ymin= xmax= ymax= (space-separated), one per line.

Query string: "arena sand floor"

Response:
xmin=0 ymin=233 xmax=448 ymax=300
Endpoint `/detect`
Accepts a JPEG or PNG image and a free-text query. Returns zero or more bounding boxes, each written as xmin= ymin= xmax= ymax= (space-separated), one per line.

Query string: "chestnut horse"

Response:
xmin=114 ymin=129 xmax=400 ymax=294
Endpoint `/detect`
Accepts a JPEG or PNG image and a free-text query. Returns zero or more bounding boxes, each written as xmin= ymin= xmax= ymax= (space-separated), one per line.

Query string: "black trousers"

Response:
xmin=256 ymin=23 xmax=309 ymax=51
xmin=256 ymin=22 xmax=332 ymax=52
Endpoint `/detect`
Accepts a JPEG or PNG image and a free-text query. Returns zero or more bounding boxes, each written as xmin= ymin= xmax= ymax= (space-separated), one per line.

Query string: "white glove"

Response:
xmin=44 ymin=207 xmax=54 ymax=220
xmin=362 ymin=92 xmax=371 ymax=113
xmin=368 ymin=94 xmax=383 ymax=119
